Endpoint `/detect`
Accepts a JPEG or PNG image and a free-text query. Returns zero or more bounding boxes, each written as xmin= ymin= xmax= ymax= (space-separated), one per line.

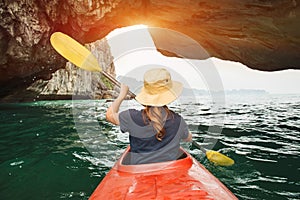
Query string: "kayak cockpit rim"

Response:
xmin=113 ymin=146 xmax=193 ymax=174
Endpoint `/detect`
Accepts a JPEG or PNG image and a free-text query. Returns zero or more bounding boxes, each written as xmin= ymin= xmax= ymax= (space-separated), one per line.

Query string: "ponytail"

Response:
xmin=142 ymin=106 xmax=173 ymax=141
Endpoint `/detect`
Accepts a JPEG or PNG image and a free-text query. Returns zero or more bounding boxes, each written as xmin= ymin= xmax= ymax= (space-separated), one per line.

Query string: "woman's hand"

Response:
xmin=118 ymin=83 xmax=129 ymax=100
xmin=106 ymin=83 xmax=129 ymax=125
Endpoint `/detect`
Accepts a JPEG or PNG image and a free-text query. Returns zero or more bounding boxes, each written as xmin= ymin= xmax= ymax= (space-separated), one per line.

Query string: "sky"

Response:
xmin=106 ymin=25 xmax=300 ymax=94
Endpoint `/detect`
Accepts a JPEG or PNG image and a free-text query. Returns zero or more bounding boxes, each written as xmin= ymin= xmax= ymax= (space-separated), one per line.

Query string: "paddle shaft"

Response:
xmin=192 ymin=141 xmax=207 ymax=153
xmin=101 ymin=71 xmax=136 ymax=99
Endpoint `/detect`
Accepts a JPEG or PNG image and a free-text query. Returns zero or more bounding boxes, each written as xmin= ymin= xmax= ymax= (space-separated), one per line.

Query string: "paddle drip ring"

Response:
xmin=72 ymin=27 xmax=226 ymax=168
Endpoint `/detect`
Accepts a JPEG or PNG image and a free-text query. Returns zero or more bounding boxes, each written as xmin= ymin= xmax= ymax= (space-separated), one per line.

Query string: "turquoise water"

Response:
xmin=0 ymin=94 xmax=299 ymax=199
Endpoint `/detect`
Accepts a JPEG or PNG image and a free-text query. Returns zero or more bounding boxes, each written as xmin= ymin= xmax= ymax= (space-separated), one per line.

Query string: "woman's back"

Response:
xmin=119 ymin=108 xmax=189 ymax=164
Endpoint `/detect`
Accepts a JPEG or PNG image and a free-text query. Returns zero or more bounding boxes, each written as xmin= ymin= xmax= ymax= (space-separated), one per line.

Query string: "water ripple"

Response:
xmin=1 ymin=94 xmax=300 ymax=199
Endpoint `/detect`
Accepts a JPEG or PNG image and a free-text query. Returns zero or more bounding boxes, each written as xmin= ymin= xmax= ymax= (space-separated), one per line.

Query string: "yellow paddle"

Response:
xmin=192 ymin=141 xmax=234 ymax=166
xmin=50 ymin=32 xmax=135 ymax=98
xmin=50 ymin=32 xmax=234 ymax=167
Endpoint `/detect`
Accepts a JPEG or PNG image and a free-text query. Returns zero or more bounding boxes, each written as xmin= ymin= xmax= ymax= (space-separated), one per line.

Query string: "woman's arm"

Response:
xmin=106 ymin=84 xmax=129 ymax=125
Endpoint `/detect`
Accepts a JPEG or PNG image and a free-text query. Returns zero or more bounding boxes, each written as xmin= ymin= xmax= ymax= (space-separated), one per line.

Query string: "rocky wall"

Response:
xmin=0 ymin=0 xmax=299 ymax=100
xmin=1 ymin=38 xmax=117 ymax=102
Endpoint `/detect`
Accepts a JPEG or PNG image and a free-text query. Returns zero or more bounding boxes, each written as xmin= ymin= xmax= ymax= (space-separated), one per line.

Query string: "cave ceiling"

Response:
xmin=0 ymin=0 xmax=299 ymax=96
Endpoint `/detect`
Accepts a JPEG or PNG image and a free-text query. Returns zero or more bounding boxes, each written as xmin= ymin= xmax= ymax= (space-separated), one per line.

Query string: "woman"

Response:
xmin=106 ymin=68 xmax=192 ymax=164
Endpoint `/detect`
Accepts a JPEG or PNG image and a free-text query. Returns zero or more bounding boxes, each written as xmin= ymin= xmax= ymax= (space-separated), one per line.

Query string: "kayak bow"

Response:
xmin=90 ymin=147 xmax=237 ymax=200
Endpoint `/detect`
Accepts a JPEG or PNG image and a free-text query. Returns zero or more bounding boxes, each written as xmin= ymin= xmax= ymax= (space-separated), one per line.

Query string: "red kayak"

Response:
xmin=90 ymin=147 xmax=238 ymax=200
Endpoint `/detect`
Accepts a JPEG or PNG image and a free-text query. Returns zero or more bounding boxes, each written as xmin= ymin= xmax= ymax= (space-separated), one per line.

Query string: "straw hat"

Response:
xmin=135 ymin=68 xmax=183 ymax=106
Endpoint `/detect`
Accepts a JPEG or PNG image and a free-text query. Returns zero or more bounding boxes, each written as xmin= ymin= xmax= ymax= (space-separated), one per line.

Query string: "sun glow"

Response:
xmin=106 ymin=24 xmax=148 ymax=40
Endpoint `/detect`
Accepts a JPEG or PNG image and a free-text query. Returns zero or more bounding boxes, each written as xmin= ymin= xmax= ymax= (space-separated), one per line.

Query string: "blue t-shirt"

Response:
xmin=119 ymin=109 xmax=189 ymax=164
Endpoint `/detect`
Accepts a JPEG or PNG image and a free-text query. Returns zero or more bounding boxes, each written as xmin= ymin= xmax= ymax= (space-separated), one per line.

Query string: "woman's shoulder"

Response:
xmin=168 ymin=110 xmax=184 ymax=120
xmin=120 ymin=109 xmax=145 ymax=126
xmin=121 ymin=108 xmax=142 ymax=114
xmin=127 ymin=108 xmax=143 ymax=115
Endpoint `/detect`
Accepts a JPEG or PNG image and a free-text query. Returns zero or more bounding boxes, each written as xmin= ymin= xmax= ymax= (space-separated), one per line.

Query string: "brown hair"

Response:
xmin=142 ymin=105 xmax=173 ymax=141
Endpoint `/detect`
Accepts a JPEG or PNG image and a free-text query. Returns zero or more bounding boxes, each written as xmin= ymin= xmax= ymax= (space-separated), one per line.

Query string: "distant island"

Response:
xmin=117 ymin=76 xmax=268 ymax=96
xmin=181 ymin=88 xmax=268 ymax=96
xmin=223 ymin=89 xmax=268 ymax=95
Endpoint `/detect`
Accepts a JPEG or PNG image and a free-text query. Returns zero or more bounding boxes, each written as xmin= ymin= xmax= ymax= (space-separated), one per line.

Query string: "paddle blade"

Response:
xmin=206 ymin=150 xmax=235 ymax=166
xmin=50 ymin=32 xmax=101 ymax=72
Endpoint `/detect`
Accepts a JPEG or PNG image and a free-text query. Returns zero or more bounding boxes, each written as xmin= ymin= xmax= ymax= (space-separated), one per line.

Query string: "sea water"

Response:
xmin=0 ymin=93 xmax=299 ymax=199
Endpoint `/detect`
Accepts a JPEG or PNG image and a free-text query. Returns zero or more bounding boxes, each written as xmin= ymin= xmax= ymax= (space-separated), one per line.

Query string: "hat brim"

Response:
xmin=135 ymin=81 xmax=183 ymax=106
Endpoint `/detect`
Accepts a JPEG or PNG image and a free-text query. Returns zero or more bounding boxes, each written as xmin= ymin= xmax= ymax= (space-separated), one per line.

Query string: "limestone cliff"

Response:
xmin=0 ymin=0 xmax=299 ymax=100
xmin=1 ymin=39 xmax=117 ymax=102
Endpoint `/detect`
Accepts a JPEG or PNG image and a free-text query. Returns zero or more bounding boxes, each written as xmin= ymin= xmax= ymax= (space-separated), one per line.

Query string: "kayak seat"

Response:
xmin=177 ymin=151 xmax=188 ymax=160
